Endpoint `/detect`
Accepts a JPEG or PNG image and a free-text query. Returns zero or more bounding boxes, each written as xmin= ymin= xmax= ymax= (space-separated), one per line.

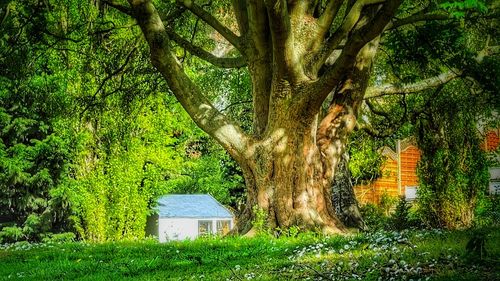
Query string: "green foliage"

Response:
xmin=416 ymin=82 xmax=490 ymax=229
xmin=40 ymin=232 xmax=76 ymax=243
xmin=370 ymin=9 xmax=497 ymax=230
xmin=348 ymin=132 xmax=384 ymax=183
xmin=0 ymin=8 xmax=73 ymax=239
xmin=359 ymin=203 xmax=389 ymax=231
xmin=360 ymin=197 xmax=424 ymax=231
xmin=474 ymin=195 xmax=500 ymax=227
xmin=390 ymin=197 xmax=423 ymax=231
xmin=251 ymin=205 xmax=269 ymax=236
xmin=440 ymin=0 xmax=488 ymax=18
xmin=0 ymin=226 xmax=24 ymax=243
xmin=67 ymin=94 xmax=197 ymax=241
xmin=168 ymin=140 xmax=245 ymax=206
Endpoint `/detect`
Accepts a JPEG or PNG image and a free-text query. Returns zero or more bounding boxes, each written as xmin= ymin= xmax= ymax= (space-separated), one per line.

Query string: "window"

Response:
xmin=404 ymin=186 xmax=418 ymax=201
xmin=216 ymin=220 xmax=231 ymax=235
xmin=198 ymin=220 xmax=213 ymax=236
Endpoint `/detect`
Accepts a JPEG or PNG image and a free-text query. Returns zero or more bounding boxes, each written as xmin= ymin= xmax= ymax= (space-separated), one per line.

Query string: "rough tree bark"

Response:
xmin=110 ymin=0 xmax=462 ymax=234
xmin=332 ymin=152 xmax=366 ymax=230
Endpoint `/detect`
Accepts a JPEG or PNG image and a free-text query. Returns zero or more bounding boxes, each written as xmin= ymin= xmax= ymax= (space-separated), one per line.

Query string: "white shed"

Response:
xmin=146 ymin=194 xmax=234 ymax=242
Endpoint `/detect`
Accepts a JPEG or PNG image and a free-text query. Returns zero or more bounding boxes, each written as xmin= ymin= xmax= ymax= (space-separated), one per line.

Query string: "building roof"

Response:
xmin=156 ymin=194 xmax=233 ymax=219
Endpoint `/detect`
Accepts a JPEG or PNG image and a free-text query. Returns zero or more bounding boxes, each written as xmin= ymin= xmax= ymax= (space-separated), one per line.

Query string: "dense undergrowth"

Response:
xmin=1 ymin=226 xmax=498 ymax=281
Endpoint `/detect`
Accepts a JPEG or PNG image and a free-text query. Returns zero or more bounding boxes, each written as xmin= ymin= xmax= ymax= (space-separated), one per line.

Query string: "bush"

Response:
xmin=41 ymin=232 xmax=76 ymax=243
xmin=251 ymin=205 xmax=270 ymax=236
xmin=0 ymin=226 xmax=25 ymax=244
xmin=359 ymin=203 xmax=389 ymax=231
xmin=415 ymin=88 xmax=490 ymax=229
xmin=390 ymin=197 xmax=411 ymax=230
xmin=361 ymin=197 xmax=425 ymax=232
xmin=389 ymin=197 xmax=423 ymax=230
xmin=474 ymin=195 xmax=500 ymax=227
xmin=379 ymin=192 xmax=398 ymax=216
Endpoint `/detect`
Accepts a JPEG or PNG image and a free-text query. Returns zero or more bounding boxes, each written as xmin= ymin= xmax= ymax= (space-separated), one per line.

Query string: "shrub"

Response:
xmin=0 ymin=226 xmax=24 ymax=244
xmin=41 ymin=232 xmax=76 ymax=243
xmin=251 ymin=205 xmax=270 ymax=236
xmin=274 ymin=225 xmax=301 ymax=238
xmin=359 ymin=203 xmax=389 ymax=231
xmin=390 ymin=197 xmax=411 ymax=230
xmin=389 ymin=197 xmax=424 ymax=230
xmin=415 ymin=86 xmax=490 ymax=229
xmin=474 ymin=195 xmax=500 ymax=227
xmin=361 ymin=197 xmax=424 ymax=231
xmin=379 ymin=191 xmax=398 ymax=216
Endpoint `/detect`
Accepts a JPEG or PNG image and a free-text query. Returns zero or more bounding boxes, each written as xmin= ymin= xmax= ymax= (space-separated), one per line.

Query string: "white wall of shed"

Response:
xmin=158 ymin=217 xmax=234 ymax=242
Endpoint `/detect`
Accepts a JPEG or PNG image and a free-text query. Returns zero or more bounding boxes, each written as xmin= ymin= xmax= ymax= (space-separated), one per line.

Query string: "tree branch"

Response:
xmin=163 ymin=6 xmax=186 ymax=25
xmin=221 ymin=99 xmax=252 ymax=112
xmin=80 ymin=47 xmax=136 ymax=117
xmin=0 ymin=1 xmax=10 ymax=27
xmin=231 ymin=0 xmax=249 ymax=35
xmin=475 ymin=45 xmax=500 ymax=63
xmin=245 ymin=1 xmax=273 ymax=137
xmin=92 ymin=47 xmax=136 ymax=100
xmin=103 ymin=0 xmax=133 ymax=16
xmin=317 ymin=0 xmax=386 ymax=67
xmin=128 ymin=0 xmax=250 ymax=160
xmin=386 ymin=9 xmax=500 ymax=31
xmin=308 ymin=1 xmax=401 ymax=108
xmin=264 ymin=0 xmax=305 ymax=81
xmin=166 ymin=27 xmax=246 ymax=68
xmin=317 ymin=0 xmax=344 ymax=37
xmin=364 ymin=69 xmax=461 ymax=99
xmin=176 ymin=0 xmax=242 ymax=51
xmin=356 ymin=122 xmax=395 ymax=138
xmin=385 ymin=12 xmax=450 ymax=30
xmin=365 ymin=99 xmax=390 ymax=119
xmin=288 ymin=0 xmax=310 ymax=18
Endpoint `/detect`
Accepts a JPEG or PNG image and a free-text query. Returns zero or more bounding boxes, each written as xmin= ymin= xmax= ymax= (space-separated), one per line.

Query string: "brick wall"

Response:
xmin=483 ymin=130 xmax=500 ymax=151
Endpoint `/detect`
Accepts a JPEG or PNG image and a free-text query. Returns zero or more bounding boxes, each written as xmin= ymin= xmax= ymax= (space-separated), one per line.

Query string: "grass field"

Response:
xmin=0 ymin=227 xmax=499 ymax=281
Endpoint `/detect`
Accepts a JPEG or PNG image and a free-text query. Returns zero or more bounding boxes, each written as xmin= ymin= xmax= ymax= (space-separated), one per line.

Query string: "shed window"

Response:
xmin=198 ymin=220 xmax=213 ymax=236
xmin=216 ymin=220 xmax=231 ymax=235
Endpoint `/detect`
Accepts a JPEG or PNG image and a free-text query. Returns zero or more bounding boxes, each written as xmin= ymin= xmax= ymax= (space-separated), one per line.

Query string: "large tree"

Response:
xmin=103 ymin=0 xmax=497 ymax=233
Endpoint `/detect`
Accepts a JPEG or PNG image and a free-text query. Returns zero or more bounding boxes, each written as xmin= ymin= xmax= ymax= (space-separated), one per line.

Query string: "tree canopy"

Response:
xmin=0 ymin=0 xmax=498 ymax=240
xmin=111 ymin=0 xmax=498 ymax=233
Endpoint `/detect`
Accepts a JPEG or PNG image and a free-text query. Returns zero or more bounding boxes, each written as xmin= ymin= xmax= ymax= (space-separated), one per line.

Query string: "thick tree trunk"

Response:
xmin=234 ymin=39 xmax=381 ymax=234
xmin=234 ymin=109 xmax=347 ymax=234
xmin=332 ymin=152 xmax=366 ymax=230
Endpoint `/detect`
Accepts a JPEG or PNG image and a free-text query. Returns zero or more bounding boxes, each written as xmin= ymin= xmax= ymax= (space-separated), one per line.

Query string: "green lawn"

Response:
xmin=0 ymin=227 xmax=499 ymax=281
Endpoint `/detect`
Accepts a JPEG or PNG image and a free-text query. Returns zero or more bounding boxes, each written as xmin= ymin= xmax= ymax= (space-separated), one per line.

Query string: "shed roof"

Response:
xmin=157 ymin=194 xmax=233 ymax=218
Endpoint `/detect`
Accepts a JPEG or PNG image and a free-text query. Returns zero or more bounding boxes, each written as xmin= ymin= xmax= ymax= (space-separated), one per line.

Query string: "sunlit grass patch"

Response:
xmin=0 ymin=227 xmax=498 ymax=280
